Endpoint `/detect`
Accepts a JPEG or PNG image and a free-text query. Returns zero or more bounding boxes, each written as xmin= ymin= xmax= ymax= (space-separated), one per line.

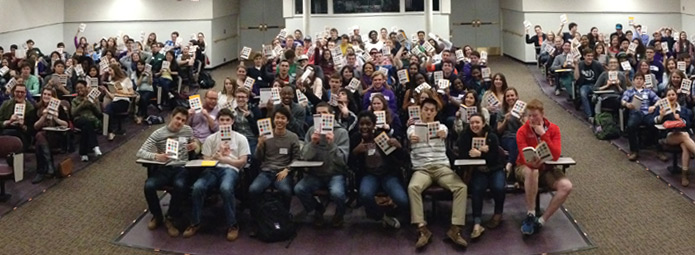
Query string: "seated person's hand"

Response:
xmin=407 ymin=118 xmax=416 ymax=126
xmin=387 ymin=138 xmax=401 ymax=148
xmin=480 ymin=145 xmax=489 ymax=153
xmin=469 ymin=148 xmax=481 ymax=157
xmin=186 ymin=141 xmax=197 ymax=151
xmin=155 ymin=153 xmax=169 ymax=162
xmin=409 ymin=134 xmax=420 ymax=143
xmin=311 ymin=130 xmax=321 ymax=144
xmin=436 ymin=129 xmax=446 ymax=140
xmin=325 ymin=131 xmax=335 ymax=144
xmin=276 ymin=168 xmax=289 ymax=181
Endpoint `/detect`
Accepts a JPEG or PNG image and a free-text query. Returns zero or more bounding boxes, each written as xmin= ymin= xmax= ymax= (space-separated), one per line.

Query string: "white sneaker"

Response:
xmin=93 ymin=146 xmax=102 ymax=157
xmin=382 ymin=215 xmax=401 ymax=229
xmin=81 ymin=155 xmax=89 ymax=162
xmin=554 ymin=90 xmax=561 ymax=96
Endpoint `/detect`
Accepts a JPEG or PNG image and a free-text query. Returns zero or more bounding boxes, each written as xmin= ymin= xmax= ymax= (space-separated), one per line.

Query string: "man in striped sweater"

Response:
xmin=406 ymin=98 xmax=468 ymax=249
xmin=136 ymin=107 xmax=196 ymax=237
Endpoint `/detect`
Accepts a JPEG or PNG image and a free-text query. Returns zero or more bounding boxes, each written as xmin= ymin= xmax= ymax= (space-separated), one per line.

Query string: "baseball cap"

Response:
xmin=616 ymin=24 xmax=623 ymax=30
xmin=304 ymin=36 xmax=312 ymax=41
xmin=298 ymin=55 xmax=308 ymax=61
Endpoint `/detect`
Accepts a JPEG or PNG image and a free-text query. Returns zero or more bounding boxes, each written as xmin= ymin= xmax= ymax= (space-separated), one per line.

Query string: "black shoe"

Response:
xmin=31 ymin=174 xmax=45 ymax=184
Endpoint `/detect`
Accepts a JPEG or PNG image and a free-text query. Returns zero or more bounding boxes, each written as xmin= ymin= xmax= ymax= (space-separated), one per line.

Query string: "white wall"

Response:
xmin=0 ymin=0 xmax=64 ymax=51
xmin=284 ymin=13 xmax=450 ymax=43
xmin=211 ymin=0 xmax=240 ymax=65
xmin=502 ymin=0 xmax=684 ymax=63
xmin=682 ymin=0 xmax=695 ymax=34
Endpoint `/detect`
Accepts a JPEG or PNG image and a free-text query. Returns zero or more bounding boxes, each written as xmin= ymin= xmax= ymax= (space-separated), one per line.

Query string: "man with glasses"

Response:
xmin=233 ymin=87 xmax=261 ymax=155
xmin=0 ymin=83 xmax=34 ymax=150
xmin=188 ymin=90 xmax=220 ymax=145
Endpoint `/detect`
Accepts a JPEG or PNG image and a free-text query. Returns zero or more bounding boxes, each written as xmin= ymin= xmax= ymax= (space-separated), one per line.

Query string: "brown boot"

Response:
xmin=415 ymin=225 xmax=432 ymax=249
xmin=147 ymin=217 xmax=161 ymax=230
xmin=683 ymin=169 xmax=690 ymax=187
xmin=164 ymin=218 xmax=180 ymax=237
xmin=446 ymin=225 xmax=468 ymax=247
xmin=227 ymin=225 xmax=239 ymax=241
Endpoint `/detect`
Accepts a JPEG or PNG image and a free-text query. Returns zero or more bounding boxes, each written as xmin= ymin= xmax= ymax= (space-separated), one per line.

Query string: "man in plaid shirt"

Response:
xmin=621 ymin=72 xmax=660 ymax=161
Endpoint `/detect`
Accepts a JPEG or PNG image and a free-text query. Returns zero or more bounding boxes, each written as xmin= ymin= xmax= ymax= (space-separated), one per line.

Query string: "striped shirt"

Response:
xmin=621 ymin=87 xmax=660 ymax=115
xmin=407 ymin=123 xmax=450 ymax=168
xmin=136 ymin=125 xmax=194 ymax=161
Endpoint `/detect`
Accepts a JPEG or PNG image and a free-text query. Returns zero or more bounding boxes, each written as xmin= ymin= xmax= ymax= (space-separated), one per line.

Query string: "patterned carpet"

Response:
xmin=0 ymin=57 xmax=694 ymax=254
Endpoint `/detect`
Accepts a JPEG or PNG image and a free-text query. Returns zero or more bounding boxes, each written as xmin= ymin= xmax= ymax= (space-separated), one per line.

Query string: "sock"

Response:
xmin=538 ymin=217 xmax=545 ymax=226
xmin=527 ymin=210 xmax=536 ymax=217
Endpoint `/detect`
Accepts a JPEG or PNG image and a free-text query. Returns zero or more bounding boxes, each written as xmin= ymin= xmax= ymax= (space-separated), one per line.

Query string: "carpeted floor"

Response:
xmin=1 ymin=57 xmax=695 ymax=254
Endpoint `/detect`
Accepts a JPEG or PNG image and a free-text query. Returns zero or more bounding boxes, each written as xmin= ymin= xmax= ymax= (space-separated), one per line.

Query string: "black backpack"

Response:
xmin=255 ymin=194 xmax=296 ymax=242
xmin=198 ymin=71 xmax=215 ymax=89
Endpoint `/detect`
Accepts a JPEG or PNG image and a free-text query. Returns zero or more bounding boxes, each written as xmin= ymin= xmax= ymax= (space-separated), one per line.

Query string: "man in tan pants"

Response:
xmin=406 ymin=98 xmax=468 ymax=249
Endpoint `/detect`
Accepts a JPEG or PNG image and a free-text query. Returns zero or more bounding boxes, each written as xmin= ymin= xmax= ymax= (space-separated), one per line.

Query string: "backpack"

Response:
xmin=198 ymin=71 xmax=215 ymax=89
xmin=255 ymin=194 xmax=296 ymax=242
xmin=594 ymin=112 xmax=620 ymax=140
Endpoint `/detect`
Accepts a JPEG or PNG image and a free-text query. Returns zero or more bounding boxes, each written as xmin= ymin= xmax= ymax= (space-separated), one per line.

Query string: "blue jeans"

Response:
xmin=627 ymin=110 xmax=654 ymax=152
xmin=143 ymin=166 xmax=189 ymax=220
xmin=248 ymin=170 xmax=293 ymax=207
xmin=359 ymin=174 xmax=409 ymax=220
xmin=137 ymin=90 xmax=155 ymax=117
xmin=579 ymin=84 xmax=594 ymax=117
xmin=294 ymin=174 xmax=346 ymax=216
xmin=247 ymin=138 xmax=258 ymax=158
xmin=190 ymin=167 xmax=239 ymax=227
xmin=155 ymin=77 xmax=173 ymax=105
xmin=470 ymin=169 xmax=506 ymax=224
xmin=500 ymin=136 xmax=518 ymax=165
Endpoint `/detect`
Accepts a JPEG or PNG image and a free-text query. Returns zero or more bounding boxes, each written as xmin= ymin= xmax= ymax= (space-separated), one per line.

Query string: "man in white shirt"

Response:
xmin=183 ymin=108 xmax=250 ymax=241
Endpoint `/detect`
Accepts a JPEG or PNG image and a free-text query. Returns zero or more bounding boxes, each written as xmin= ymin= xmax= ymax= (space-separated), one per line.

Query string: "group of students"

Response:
xmin=135 ymin=25 xmax=573 ymax=249
xmin=0 ymin=30 xmax=210 ymax=184
xmin=526 ymin=19 xmax=695 ymax=187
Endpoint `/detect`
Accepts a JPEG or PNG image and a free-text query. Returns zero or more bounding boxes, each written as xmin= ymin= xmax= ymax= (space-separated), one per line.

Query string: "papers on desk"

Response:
xmin=185 ymin=160 xmax=218 ymax=168
xmin=43 ymin=126 xmax=70 ymax=132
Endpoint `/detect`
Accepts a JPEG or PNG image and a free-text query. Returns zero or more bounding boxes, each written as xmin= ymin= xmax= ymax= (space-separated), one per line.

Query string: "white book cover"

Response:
xmin=257 ymin=118 xmax=273 ymax=138
xmin=88 ymin=77 xmax=99 ymax=87
xmin=377 ymin=66 xmax=389 ymax=76
xmin=374 ymin=131 xmax=396 ymax=155
xmin=631 ymin=94 xmax=643 ymax=110
xmin=658 ymin=98 xmax=672 ymax=115
xmin=678 ymin=61 xmax=687 ymax=72
xmin=189 ymin=95 xmax=203 ymax=112
xmin=621 ymin=61 xmax=632 ymax=71
xmin=263 ymin=44 xmax=273 ymax=58
xmin=414 ymin=83 xmax=431 ymax=94
xmin=382 ymin=46 xmax=391 ymax=56
xmin=87 ymin=88 xmax=100 ymax=103
xmin=397 ymin=69 xmax=409 ymax=84
xmin=410 ymin=46 xmax=422 ymax=57
xmin=320 ymin=114 xmax=334 ymax=134
xmin=259 ymin=88 xmax=272 ymax=107
xmin=522 ymin=141 xmax=553 ymax=163
xmin=166 ymin=138 xmax=179 ymax=159
xmin=608 ymin=71 xmax=618 ymax=82
xmin=0 ymin=66 xmax=9 ymax=76
xmin=243 ymin=77 xmax=255 ymax=90
xmin=145 ymin=64 xmax=152 ymax=74
xmin=485 ymin=93 xmax=501 ymax=107
xmin=645 ymin=75 xmax=654 ymax=88
xmin=79 ymin=23 xmax=86 ymax=32
xmin=437 ymin=79 xmax=450 ymax=90
xmin=408 ymin=106 xmax=421 ymax=122
xmin=661 ymin=42 xmax=669 ymax=53
xmin=523 ymin=20 xmax=533 ymax=30
xmin=161 ymin=61 xmax=170 ymax=70
xmin=277 ymin=29 xmax=287 ymax=40
xmin=240 ymin=46 xmax=252 ymax=60
xmin=459 ymin=105 xmax=478 ymax=122
xmin=348 ymin=78 xmax=361 ymax=93
xmin=511 ymin=100 xmax=527 ymax=118
xmin=481 ymin=67 xmax=491 ymax=79
xmin=628 ymin=42 xmax=637 ymax=54
xmin=220 ymin=125 xmax=233 ymax=141
xmin=58 ymin=74 xmax=68 ymax=85
xmin=6 ymin=78 xmax=16 ymax=91
xmin=681 ymin=79 xmax=692 ymax=94
xmin=433 ymin=71 xmax=443 ymax=83
xmin=271 ymin=87 xmax=281 ymax=105
xmin=299 ymin=66 xmax=314 ymax=83
xmin=480 ymin=51 xmax=488 ymax=63
xmin=455 ymin=49 xmax=465 ymax=62
xmin=628 ymin=17 xmax=635 ymax=26
xmin=74 ymin=64 xmax=84 ymax=76
xmin=560 ymin=14 xmax=569 ymax=25
xmin=296 ymin=90 xmax=308 ymax=105
xmin=423 ymin=41 xmax=435 ymax=53
xmin=15 ymin=49 xmax=26 ymax=59
xmin=329 ymin=93 xmax=339 ymax=106
xmin=375 ymin=111 xmax=386 ymax=127
xmin=273 ymin=45 xmax=283 ymax=58
xmin=14 ymin=103 xmax=25 ymax=119
xmin=472 ymin=137 xmax=486 ymax=150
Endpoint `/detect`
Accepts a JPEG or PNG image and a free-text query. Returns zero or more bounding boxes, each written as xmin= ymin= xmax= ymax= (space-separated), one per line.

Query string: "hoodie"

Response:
xmin=301 ymin=125 xmax=350 ymax=177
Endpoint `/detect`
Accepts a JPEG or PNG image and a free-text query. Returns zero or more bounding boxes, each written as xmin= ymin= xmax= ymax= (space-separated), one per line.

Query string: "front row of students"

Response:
xmin=136 ymin=97 xmax=571 ymax=248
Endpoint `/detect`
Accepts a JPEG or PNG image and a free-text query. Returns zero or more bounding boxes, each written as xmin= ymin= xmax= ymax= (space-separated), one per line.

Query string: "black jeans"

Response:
xmin=74 ymin=118 xmax=98 ymax=156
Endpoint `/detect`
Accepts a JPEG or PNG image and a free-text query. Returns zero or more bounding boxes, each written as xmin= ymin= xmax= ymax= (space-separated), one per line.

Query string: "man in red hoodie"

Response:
xmin=515 ymin=99 xmax=572 ymax=235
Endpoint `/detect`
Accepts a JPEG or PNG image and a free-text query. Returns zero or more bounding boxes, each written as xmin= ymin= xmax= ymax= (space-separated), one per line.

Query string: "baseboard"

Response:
xmin=503 ymin=54 xmax=537 ymax=65
xmin=205 ymin=59 xmax=237 ymax=70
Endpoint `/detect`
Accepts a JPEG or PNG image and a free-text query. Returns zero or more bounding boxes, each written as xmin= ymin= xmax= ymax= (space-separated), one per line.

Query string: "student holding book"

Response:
xmin=44 ymin=60 xmax=73 ymax=97
xmin=362 ymin=72 xmax=398 ymax=114
xmin=457 ymin=113 xmax=505 ymax=239
xmin=593 ymin=57 xmax=628 ymax=117
xmin=18 ymin=64 xmax=40 ymax=96
xmin=232 ymin=88 xmax=261 ymax=155
xmin=407 ymin=98 xmax=468 ymax=249
xmin=516 ymin=99 xmax=570 ymax=236
xmin=574 ymin=49 xmax=605 ymax=121
xmin=0 ymin=83 xmax=35 ymax=151
xmin=269 ymin=86 xmax=306 ymax=137
xmin=370 ymin=94 xmax=402 ymax=140
xmin=137 ymin=107 xmax=196 ymax=237
xmin=349 ymin=111 xmax=408 ymax=229
xmin=497 ymin=88 xmax=524 ymax=173
xmin=101 ymin=64 xmax=135 ymax=141
xmin=295 ymin=103 xmax=350 ymax=227
xmin=525 ymin=25 xmax=547 ymax=55
xmin=71 ymin=81 xmax=102 ymax=162
xmin=454 ymin=90 xmax=490 ymax=134
xmin=218 ymin=77 xmax=238 ymax=110
xmin=31 ymin=88 xmax=69 ymax=184
xmin=621 ymin=72 xmax=661 ymax=161
xmin=183 ymin=109 xmax=250 ymax=241
xmin=249 ymin=107 xmax=300 ymax=221
xmin=654 ymin=87 xmax=695 ymax=186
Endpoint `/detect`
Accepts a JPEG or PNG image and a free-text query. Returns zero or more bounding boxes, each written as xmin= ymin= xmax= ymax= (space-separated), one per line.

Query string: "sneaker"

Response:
xmin=183 ymin=224 xmax=199 ymax=238
xmin=470 ymin=225 xmax=485 ymax=239
xmin=588 ymin=117 xmax=594 ymax=125
xmin=627 ymin=152 xmax=638 ymax=161
xmin=554 ymin=90 xmax=561 ymax=96
xmin=81 ymin=155 xmax=89 ymax=162
xmin=93 ymin=147 xmax=102 ymax=157
xmin=331 ymin=214 xmax=344 ymax=228
xmin=107 ymin=133 xmax=116 ymax=141
xmin=382 ymin=215 xmax=401 ymax=229
xmin=656 ymin=152 xmax=668 ymax=162
xmin=148 ymin=217 xmax=161 ymax=230
xmin=446 ymin=225 xmax=468 ymax=247
xmin=415 ymin=226 xmax=432 ymax=249
xmin=164 ymin=219 xmax=180 ymax=237
xmin=227 ymin=225 xmax=239 ymax=241
xmin=521 ymin=213 xmax=536 ymax=235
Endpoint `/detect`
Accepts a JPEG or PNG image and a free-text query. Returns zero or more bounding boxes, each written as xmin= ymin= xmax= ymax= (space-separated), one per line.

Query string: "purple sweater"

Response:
xmin=362 ymin=87 xmax=398 ymax=113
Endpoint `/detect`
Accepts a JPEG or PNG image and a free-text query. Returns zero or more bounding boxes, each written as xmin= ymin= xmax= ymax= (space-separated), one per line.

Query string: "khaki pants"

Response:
xmin=408 ymin=164 xmax=467 ymax=226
